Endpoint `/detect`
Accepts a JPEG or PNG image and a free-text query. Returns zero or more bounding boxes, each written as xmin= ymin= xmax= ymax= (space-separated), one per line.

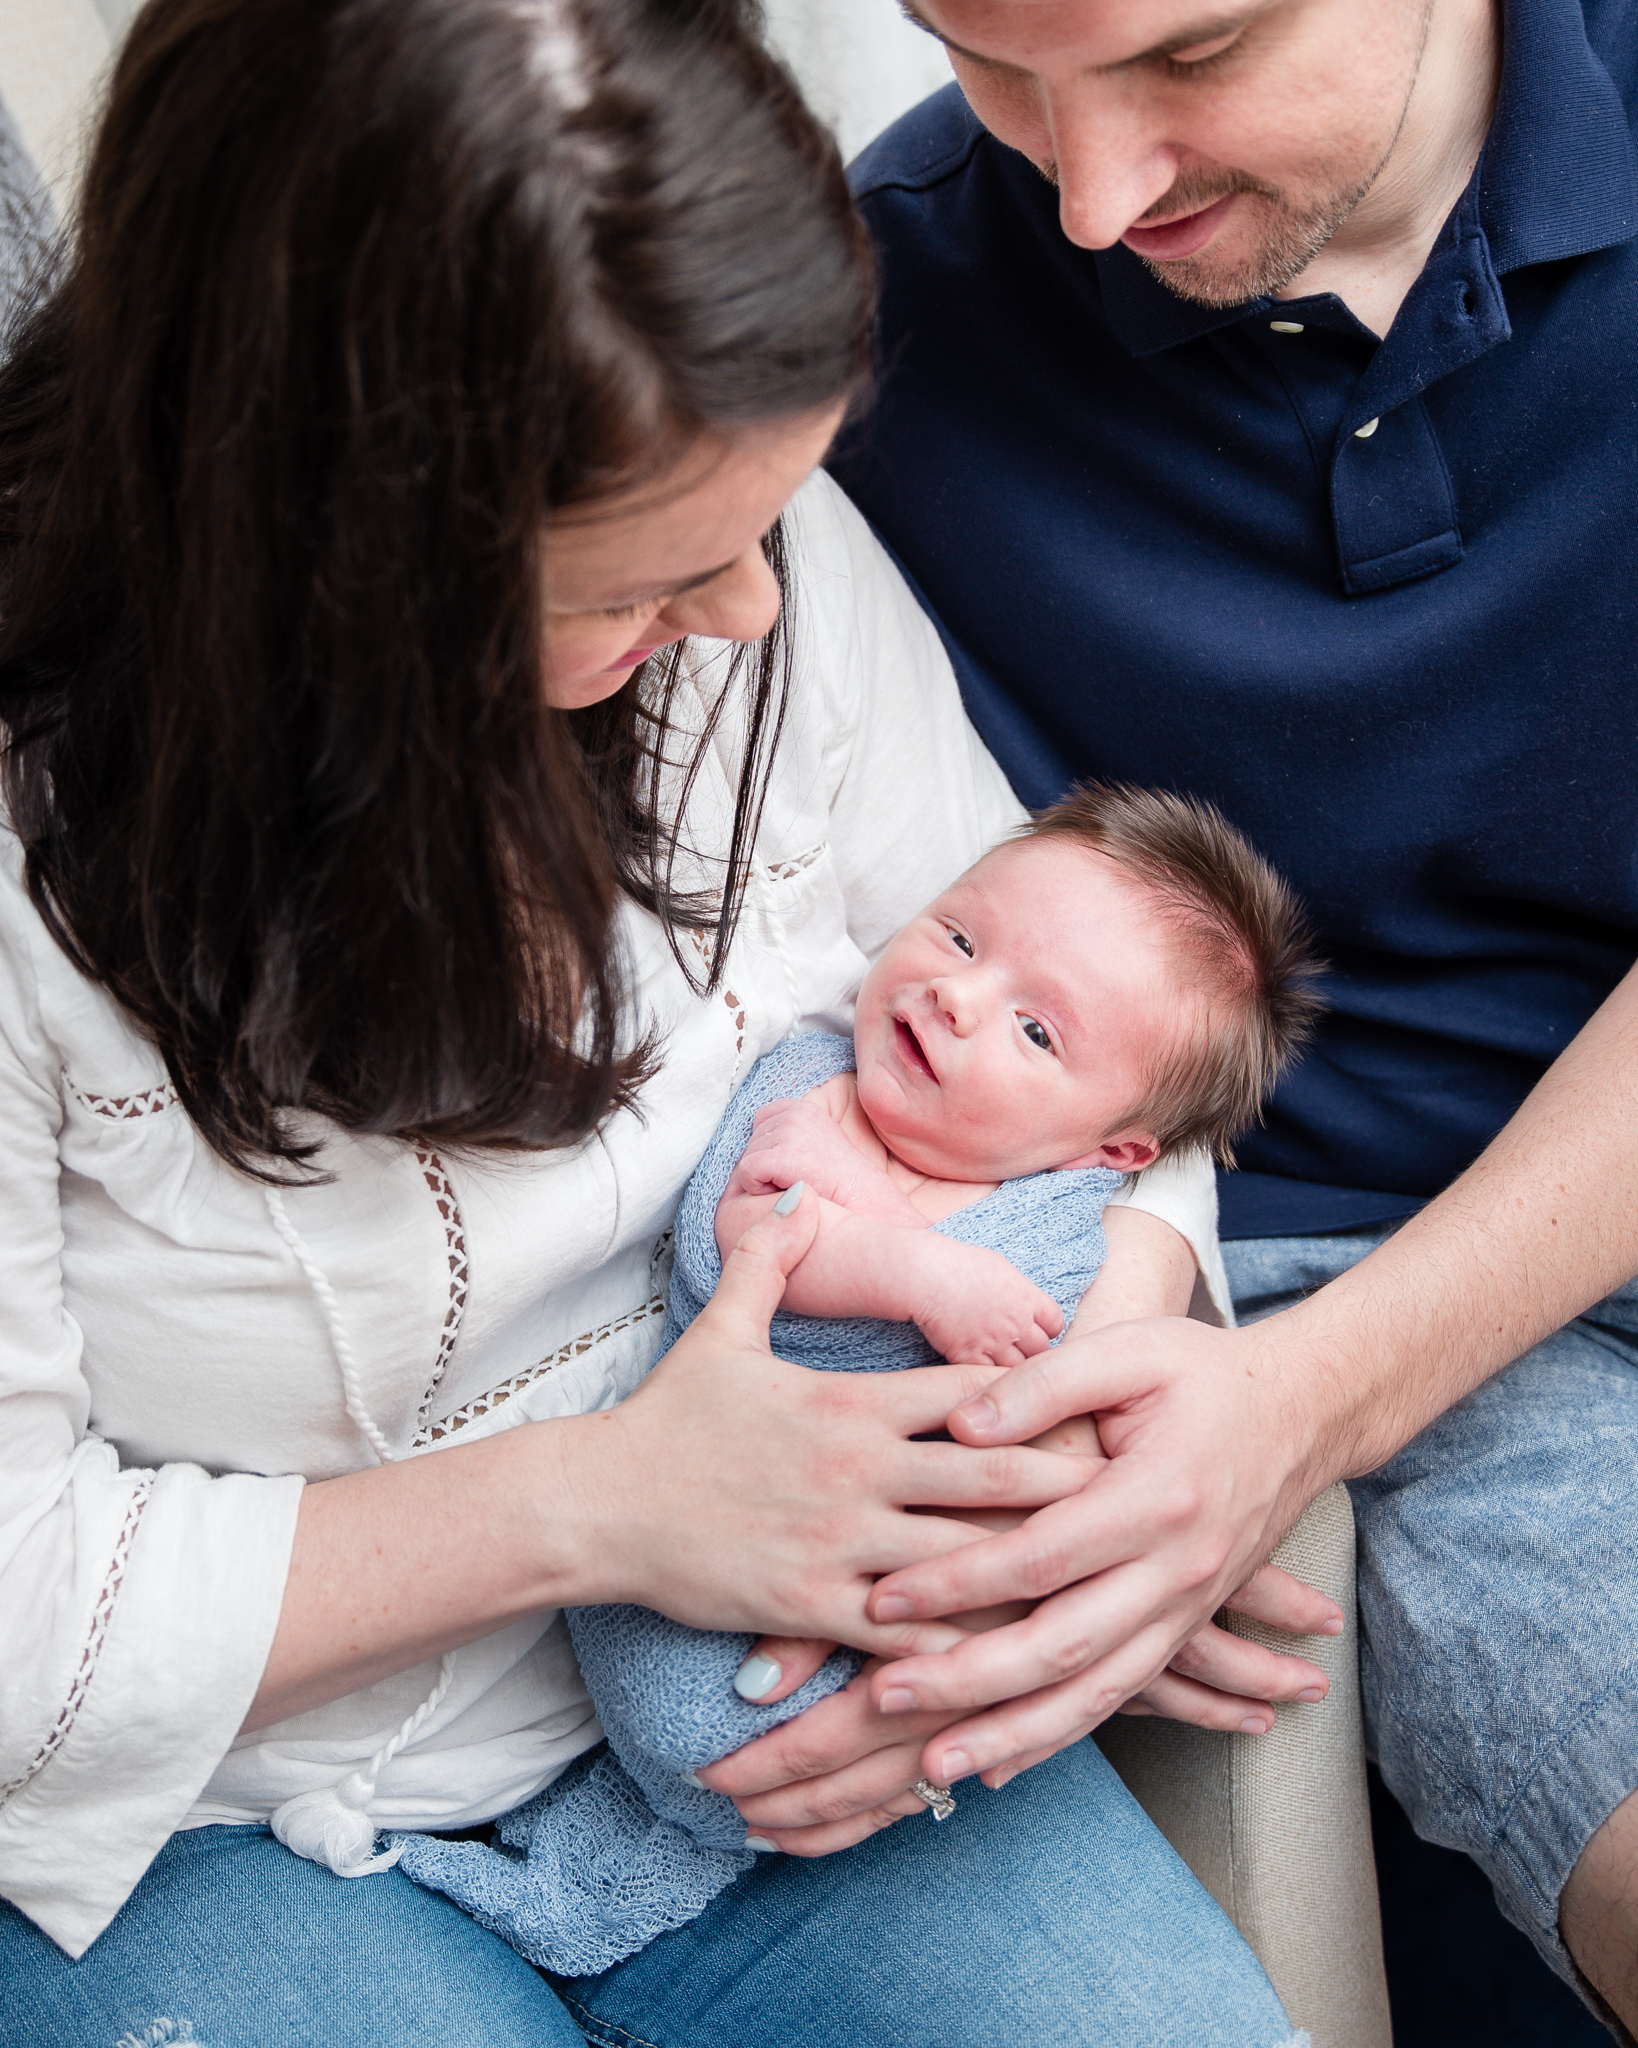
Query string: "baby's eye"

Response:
xmin=1020 ymin=1016 xmax=1054 ymax=1053
xmin=947 ymin=927 xmax=974 ymax=957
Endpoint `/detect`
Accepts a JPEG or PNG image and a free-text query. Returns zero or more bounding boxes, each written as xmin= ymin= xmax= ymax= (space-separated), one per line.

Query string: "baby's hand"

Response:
xmin=911 ymin=1241 xmax=1064 ymax=1371
xmin=733 ymin=1096 xmax=905 ymax=1217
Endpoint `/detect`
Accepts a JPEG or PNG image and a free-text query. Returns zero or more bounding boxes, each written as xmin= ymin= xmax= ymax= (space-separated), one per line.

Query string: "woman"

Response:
xmin=0 ymin=1 xmax=1313 ymax=2040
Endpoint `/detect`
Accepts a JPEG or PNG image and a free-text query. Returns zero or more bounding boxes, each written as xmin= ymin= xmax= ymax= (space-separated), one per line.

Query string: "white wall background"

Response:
xmin=762 ymin=0 xmax=953 ymax=162
xmin=0 ymin=0 xmax=953 ymax=217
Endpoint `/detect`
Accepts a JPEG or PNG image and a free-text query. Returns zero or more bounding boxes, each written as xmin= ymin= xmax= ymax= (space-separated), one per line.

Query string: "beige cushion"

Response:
xmin=1097 ymin=1485 xmax=1392 ymax=2048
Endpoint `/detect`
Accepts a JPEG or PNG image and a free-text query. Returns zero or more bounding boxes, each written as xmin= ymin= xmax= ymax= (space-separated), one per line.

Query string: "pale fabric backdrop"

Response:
xmin=762 ymin=0 xmax=952 ymax=161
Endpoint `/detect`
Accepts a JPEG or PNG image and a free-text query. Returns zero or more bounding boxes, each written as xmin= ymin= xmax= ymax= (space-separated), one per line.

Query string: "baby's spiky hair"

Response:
xmin=1020 ymin=782 xmax=1325 ymax=1165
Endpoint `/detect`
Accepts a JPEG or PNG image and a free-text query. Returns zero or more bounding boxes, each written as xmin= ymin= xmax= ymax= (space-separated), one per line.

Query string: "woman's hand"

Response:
xmin=567 ymin=1193 xmax=1099 ymax=1652
xmin=698 ymin=1658 xmax=972 ymax=1855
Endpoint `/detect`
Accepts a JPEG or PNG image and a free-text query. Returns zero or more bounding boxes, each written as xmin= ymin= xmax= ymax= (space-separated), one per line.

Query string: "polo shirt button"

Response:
xmin=1269 ymin=319 xmax=1304 ymax=333
xmin=1354 ymin=417 xmax=1381 ymax=438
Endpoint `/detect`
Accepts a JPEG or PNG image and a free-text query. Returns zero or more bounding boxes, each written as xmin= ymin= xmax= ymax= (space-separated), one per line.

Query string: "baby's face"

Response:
xmin=853 ymin=838 xmax=1186 ymax=1183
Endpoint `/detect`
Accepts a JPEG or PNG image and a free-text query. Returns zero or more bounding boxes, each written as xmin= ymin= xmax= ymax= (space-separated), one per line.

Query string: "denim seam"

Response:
xmin=554 ymin=1991 xmax=665 ymax=2048
xmin=1488 ymin=1669 xmax=1638 ymax=1932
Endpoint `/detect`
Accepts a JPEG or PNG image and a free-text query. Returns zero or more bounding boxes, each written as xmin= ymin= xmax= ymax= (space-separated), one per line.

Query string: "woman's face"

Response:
xmin=541 ymin=407 xmax=844 ymax=709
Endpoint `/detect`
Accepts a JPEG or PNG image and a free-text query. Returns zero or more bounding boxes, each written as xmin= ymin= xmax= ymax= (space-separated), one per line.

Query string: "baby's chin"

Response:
xmin=858 ymin=1085 xmax=1012 ymax=1182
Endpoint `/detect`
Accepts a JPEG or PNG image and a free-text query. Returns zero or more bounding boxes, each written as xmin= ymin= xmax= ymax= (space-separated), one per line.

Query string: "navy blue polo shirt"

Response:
xmin=829 ymin=0 xmax=1638 ymax=1238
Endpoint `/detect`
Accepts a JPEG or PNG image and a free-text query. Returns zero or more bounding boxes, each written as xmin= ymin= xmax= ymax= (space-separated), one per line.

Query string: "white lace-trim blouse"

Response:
xmin=0 ymin=472 xmax=1225 ymax=1956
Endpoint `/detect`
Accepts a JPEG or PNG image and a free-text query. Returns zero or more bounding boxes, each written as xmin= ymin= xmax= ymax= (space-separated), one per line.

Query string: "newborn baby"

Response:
xmin=400 ymin=783 xmax=1321 ymax=1972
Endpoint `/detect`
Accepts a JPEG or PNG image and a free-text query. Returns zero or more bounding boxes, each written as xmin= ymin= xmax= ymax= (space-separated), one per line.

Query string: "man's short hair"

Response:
xmin=1021 ymin=782 xmax=1325 ymax=1164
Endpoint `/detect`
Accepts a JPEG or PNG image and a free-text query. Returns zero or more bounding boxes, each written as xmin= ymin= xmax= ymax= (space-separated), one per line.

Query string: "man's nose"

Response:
xmin=1043 ymin=79 xmax=1181 ymax=251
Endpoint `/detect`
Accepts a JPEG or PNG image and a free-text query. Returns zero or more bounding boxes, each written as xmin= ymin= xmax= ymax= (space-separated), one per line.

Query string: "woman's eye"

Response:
xmin=947 ymin=928 xmax=974 ymax=957
xmin=1021 ymin=1016 xmax=1053 ymax=1053
xmin=597 ymin=600 xmax=653 ymax=623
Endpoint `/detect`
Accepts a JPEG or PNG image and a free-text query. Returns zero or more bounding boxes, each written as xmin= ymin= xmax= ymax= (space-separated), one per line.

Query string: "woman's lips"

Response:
xmin=894 ymin=1016 xmax=936 ymax=1081
xmin=1121 ymin=193 xmax=1239 ymax=263
xmin=599 ymin=642 xmax=667 ymax=675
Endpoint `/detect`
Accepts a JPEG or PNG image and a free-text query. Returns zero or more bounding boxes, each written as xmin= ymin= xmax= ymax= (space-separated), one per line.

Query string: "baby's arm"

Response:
xmin=725 ymin=1191 xmax=1065 ymax=1371
xmin=715 ymin=1089 xmax=1063 ymax=1370
xmin=722 ymin=1089 xmax=926 ymax=1227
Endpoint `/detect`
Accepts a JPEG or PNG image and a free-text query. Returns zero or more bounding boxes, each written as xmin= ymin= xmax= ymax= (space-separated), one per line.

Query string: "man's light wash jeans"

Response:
xmin=3 ymin=1735 xmax=1307 ymax=2046
xmin=1226 ymin=1226 xmax=1638 ymax=1998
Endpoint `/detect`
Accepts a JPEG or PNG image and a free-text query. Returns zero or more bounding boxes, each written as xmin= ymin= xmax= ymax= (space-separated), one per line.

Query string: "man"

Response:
xmin=824 ymin=0 xmax=1638 ymax=2028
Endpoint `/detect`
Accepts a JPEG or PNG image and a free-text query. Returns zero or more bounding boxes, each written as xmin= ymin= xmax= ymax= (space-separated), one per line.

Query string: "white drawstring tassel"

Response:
xmin=265 ymin=1185 xmax=457 ymax=1874
xmin=270 ymin=1652 xmax=457 ymax=1877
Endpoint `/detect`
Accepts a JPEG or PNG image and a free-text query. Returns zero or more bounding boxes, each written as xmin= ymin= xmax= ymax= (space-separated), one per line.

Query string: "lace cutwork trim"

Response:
xmin=762 ymin=841 xmax=826 ymax=884
xmin=412 ymin=1147 xmax=470 ymax=1433
xmin=686 ymin=932 xmax=749 ymax=1083
xmin=0 ymin=1480 xmax=153 ymax=1807
xmin=414 ymin=1296 xmax=666 ymax=1446
xmin=62 ymin=1072 xmax=179 ymax=1120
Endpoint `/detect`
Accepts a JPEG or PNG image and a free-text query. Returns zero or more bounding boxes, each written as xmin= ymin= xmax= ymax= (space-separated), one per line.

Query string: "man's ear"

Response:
xmin=1056 ymin=1131 xmax=1160 ymax=1173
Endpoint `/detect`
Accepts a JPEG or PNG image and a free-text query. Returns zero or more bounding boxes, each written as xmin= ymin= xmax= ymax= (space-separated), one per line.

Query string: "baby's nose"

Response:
xmin=931 ymin=976 xmax=980 ymax=1032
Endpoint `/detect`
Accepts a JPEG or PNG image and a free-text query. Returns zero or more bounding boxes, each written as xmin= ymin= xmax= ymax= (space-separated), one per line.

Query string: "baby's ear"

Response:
xmin=1057 ymin=1132 xmax=1160 ymax=1173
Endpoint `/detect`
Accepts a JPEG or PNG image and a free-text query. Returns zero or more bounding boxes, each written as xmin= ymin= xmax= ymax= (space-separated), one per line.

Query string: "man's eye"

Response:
xmin=1021 ymin=1016 xmax=1053 ymax=1052
xmin=947 ymin=928 xmax=974 ymax=957
xmin=1161 ymin=31 xmax=1243 ymax=74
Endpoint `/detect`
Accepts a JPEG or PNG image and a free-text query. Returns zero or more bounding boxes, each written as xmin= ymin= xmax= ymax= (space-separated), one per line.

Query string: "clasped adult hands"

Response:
xmin=576 ymin=1194 xmax=1096 ymax=1657
xmin=854 ymin=1313 xmax=1341 ymax=1789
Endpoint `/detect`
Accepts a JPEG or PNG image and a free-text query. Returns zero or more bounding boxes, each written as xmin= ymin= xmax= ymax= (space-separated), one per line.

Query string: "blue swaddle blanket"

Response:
xmin=398 ymin=1032 xmax=1122 ymax=1973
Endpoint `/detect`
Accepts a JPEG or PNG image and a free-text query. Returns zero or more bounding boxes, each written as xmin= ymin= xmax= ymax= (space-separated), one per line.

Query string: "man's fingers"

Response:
xmin=1221 ymin=1558 xmax=1343 ymax=1637
xmin=1118 ymin=1666 xmax=1278 ymax=1734
xmin=917 ymin=1623 xmax=1182 ymax=1784
xmin=867 ymin=1463 xmax=1150 ymax=1622
xmin=699 ymin=1189 xmax=822 ymax=1348
xmin=869 ymin=1560 xmax=1176 ymax=1717
xmin=1167 ymin=1619 xmax=1329 ymax=1704
xmin=942 ymin=1324 xmax=1161 ymax=1446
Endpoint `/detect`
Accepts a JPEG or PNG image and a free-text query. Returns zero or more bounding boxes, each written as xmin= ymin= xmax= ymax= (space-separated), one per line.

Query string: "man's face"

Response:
xmin=904 ymin=0 xmax=1437 ymax=305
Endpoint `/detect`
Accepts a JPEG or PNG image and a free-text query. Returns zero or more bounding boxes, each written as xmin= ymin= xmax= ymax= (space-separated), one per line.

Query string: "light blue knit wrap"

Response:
xmin=398 ymin=1032 xmax=1121 ymax=1974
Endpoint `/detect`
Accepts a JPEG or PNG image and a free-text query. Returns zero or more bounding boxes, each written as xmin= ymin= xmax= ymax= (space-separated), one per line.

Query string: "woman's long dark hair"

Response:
xmin=0 ymin=0 xmax=872 ymax=1171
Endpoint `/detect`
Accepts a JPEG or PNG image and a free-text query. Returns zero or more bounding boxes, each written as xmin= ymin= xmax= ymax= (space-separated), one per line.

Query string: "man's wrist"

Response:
xmin=1229 ymin=1282 xmax=1409 ymax=1503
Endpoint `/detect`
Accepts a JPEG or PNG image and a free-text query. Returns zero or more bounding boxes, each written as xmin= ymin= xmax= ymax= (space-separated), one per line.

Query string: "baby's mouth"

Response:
xmin=894 ymin=1016 xmax=937 ymax=1081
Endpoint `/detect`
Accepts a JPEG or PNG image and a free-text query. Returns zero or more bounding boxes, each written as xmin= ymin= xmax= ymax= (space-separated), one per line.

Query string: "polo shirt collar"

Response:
xmin=1091 ymin=0 xmax=1638 ymax=356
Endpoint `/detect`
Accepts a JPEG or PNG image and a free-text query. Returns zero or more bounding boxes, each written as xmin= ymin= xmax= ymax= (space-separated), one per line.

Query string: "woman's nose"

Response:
xmin=662 ymin=544 xmax=782 ymax=646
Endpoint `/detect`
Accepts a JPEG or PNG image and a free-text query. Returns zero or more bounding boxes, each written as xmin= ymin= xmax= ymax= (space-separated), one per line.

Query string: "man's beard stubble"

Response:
xmin=1038 ymin=160 xmax=1379 ymax=308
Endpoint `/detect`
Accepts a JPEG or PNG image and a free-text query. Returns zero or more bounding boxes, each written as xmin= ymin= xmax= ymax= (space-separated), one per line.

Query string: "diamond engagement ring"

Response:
xmin=911 ymin=1777 xmax=956 ymax=1821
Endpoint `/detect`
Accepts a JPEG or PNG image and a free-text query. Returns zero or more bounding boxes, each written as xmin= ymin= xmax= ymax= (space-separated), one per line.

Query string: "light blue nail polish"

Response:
xmin=680 ymin=1770 xmax=705 ymax=1789
xmin=744 ymin=1836 xmax=779 ymax=1853
xmin=773 ymin=1180 xmax=805 ymax=1216
xmin=733 ymin=1653 xmax=782 ymax=1700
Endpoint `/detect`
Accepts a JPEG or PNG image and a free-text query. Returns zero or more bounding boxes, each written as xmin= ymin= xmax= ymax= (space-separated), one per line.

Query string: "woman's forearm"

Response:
xmin=247 ymin=1198 xmax=1097 ymax=1733
xmin=244 ymin=1414 xmax=612 ymax=1730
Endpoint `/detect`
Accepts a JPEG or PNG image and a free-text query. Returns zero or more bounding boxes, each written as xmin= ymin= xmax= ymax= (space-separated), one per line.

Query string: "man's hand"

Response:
xmin=853 ymin=1313 xmax=1323 ymax=1783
